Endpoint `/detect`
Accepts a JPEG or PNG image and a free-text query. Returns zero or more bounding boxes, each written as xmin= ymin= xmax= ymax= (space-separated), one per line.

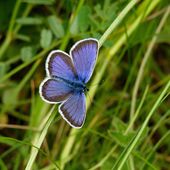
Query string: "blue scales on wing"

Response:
xmin=46 ymin=51 xmax=78 ymax=81
xmin=59 ymin=92 xmax=86 ymax=128
xmin=70 ymin=39 xmax=98 ymax=83
xmin=40 ymin=78 xmax=72 ymax=103
xmin=39 ymin=38 xmax=99 ymax=128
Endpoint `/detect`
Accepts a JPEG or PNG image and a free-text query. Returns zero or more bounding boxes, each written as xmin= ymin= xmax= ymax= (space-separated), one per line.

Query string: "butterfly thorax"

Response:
xmin=53 ymin=76 xmax=89 ymax=93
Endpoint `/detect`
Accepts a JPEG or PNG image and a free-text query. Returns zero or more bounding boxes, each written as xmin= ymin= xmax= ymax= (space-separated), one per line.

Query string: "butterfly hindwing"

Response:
xmin=70 ymin=38 xmax=99 ymax=83
xmin=39 ymin=78 xmax=72 ymax=103
xmin=59 ymin=92 xmax=86 ymax=128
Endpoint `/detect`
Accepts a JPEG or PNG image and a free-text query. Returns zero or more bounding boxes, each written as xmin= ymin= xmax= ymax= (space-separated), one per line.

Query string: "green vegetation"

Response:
xmin=0 ymin=0 xmax=170 ymax=169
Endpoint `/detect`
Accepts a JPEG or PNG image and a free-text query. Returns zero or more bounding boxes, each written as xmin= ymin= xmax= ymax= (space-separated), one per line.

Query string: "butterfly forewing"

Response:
xmin=46 ymin=50 xmax=77 ymax=81
xmin=70 ymin=38 xmax=99 ymax=83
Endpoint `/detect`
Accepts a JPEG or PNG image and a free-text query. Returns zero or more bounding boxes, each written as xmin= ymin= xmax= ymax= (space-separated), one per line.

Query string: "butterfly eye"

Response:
xmin=83 ymin=87 xmax=89 ymax=92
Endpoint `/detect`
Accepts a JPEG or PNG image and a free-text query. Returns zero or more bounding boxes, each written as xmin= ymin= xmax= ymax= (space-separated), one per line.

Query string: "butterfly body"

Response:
xmin=39 ymin=38 xmax=99 ymax=128
xmin=52 ymin=76 xmax=88 ymax=93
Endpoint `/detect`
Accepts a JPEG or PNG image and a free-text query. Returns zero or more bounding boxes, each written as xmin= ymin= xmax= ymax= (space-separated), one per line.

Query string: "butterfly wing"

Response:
xmin=70 ymin=38 xmax=99 ymax=83
xmin=40 ymin=39 xmax=98 ymax=128
xmin=46 ymin=50 xmax=78 ymax=81
xmin=39 ymin=78 xmax=72 ymax=104
xmin=59 ymin=92 xmax=86 ymax=128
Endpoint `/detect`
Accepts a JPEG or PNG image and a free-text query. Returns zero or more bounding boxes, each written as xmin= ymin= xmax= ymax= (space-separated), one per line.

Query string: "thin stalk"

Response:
xmin=89 ymin=84 xmax=149 ymax=170
xmin=0 ymin=0 xmax=22 ymax=59
xmin=59 ymin=0 xmax=142 ymax=168
xmin=15 ymin=59 xmax=41 ymax=95
xmin=89 ymin=146 xmax=117 ymax=170
xmin=99 ymin=0 xmax=139 ymax=47
xmin=0 ymin=124 xmax=38 ymax=131
xmin=25 ymin=0 xmax=85 ymax=169
xmin=112 ymin=80 xmax=170 ymax=170
xmin=14 ymin=4 xmax=33 ymax=34
xmin=25 ymin=106 xmax=57 ymax=170
xmin=60 ymin=0 xmax=85 ymax=50
xmin=0 ymin=41 xmax=59 ymax=83
xmin=141 ymin=130 xmax=170 ymax=170
xmin=141 ymin=110 xmax=170 ymax=151
xmin=125 ymin=85 xmax=149 ymax=133
xmin=112 ymin=7 xmax=170 ymax=169
xmin=130 ymin=5 xmax=170 ymax=122
xmin=63 ymin=1 xmax=162 ymax=169
xmin=5 ymin=55 xmax=20 ymax=65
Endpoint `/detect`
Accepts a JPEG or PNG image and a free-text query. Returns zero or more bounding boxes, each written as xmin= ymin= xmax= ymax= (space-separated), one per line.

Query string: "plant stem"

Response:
xmin=60 ymin=0 xmax=85 ymax=50
xmin=0 ymin=0 xmax=22 ymax=59
xmin=112 ymin=80 xmax=170 ymax=170
xmin=0 ymin=41 xmax=59 ymax=83
xmin=25 ymin=106 xmax=57 ymax=170
xmin=130 ymin=5 xmax=170 ymax=124
xmin=60 ymin=0 xmax=162 ymax=169
xmin=25 ymin=1 xmax=85 ymax=168
xmin=0 ymin=2 xmax=33 ymax=60
xmin=99 ymin=0 xmax=139 ymax=47
xmin=60 ymin=0 xmax=140 ymax=169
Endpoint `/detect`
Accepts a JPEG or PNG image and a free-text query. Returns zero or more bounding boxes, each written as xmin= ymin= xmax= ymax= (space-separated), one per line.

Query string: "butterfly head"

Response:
xmin=83 ymin=86 xmax=89 ymax=93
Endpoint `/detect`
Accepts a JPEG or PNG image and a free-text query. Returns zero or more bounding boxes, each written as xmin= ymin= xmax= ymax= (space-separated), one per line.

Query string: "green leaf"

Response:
xmin=23 ymin=0 xmax=55 ymax=5
xmin=110 ymin=131 xmax=136 ymax=147
xmin=0 ymin=0 xmax=16 ymax=32
xmin=79 ymin=6 xmax=91 ymax=32
xmin=16 ymin=17 xmax=43 ymax=25
xmin=0 ymin=62 xmax=8 ymax=77
xmin=2 ymin=88 xmax=18 ymax=106
xmin=47 ymin=15 xmax=64 ymax=38
xmin=157 ymin=17 xmax=170 ymax=43
xmin=157 ymin=32 xmax=170 ymax=43
xmin=20 ymin=46 xmax=34 ymax=62
xmin=112 ymin=116 xmax=127 ymax=132
xmin=0 ymin=158 xmax=8 ymax=170
xmin=70 ymin=16 xmax=78 ymax=35
xmin=70 ymin=6 xmax=91 ymax=35
xmin=40 ymin=29 xmax=53 ymax=48
xmin=0 ymin=136 xmax=26 ymax=146
xmin=15 ymin=34 xmax=31 ymax=42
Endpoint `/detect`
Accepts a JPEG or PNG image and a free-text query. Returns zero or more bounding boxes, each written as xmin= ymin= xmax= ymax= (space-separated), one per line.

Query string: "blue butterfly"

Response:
xmin=39 ymin=38 xmax=99 ymax=128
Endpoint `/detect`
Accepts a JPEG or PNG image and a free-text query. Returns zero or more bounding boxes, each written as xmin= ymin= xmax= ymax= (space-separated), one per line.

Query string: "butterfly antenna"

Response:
xmin=86 ymin=81 xmax=105 ymax=110
xmin=90 ymin=79 xmax=105 ymax=88
xmin=86 ymin=79 xmax=106 ymax=106
xmin=86 ymin=91 xmax=100 ymax=109
xmin=86 ymin=91 xmax=106 ymax=113
xmin=86 ymin=92 xmax=93 ymax=106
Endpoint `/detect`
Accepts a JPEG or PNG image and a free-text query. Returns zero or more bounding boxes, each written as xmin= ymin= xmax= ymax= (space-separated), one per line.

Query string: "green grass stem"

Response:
xmin=60 ymin=0 xmax=161 ymax=168
xmin=112 ymin=79 xmax=170 ymax=170
xmin=130 ymin=5 xmax=170 ymax=122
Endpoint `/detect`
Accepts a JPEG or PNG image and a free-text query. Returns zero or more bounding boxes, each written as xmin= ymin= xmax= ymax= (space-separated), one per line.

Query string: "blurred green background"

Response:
xmin=0 ymin=0 xmax=170 ymax=169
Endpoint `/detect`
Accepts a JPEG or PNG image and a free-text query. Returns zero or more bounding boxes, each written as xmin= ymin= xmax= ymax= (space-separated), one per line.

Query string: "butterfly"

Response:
xmin=39 ymin=38 xmax=99 ymax=128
